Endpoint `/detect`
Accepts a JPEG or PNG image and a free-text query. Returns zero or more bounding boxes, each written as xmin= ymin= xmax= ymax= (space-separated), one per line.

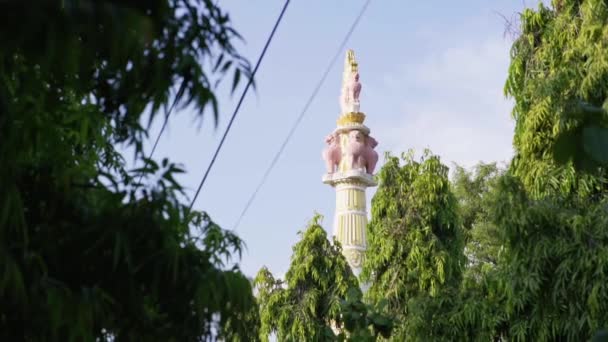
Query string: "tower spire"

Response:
xmin=346 ymin=49 xmax=358 ymax=73
xmin=322 ymin=50 xmax=378 ymax=277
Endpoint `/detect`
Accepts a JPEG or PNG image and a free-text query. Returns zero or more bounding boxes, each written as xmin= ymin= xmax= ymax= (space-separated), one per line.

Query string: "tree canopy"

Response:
xmin=0 ymin=1 xmax=258 ymax=340
xmin=490 ymin=174 xmax=608 ymax=340
xmin=496 ymin=2 xmax=608 ymax=338
xmin=505 ymin=0 xmax=608 ymax=197
xmin=254 ymin=215 xmax=393 ymax=342
xmin=451 ymin=162 xmax=505 ymax=276
xmin=5 ymin=0 xmax=608 ymax=341
xmin=361 ymin=151 xmax=465 ymax=340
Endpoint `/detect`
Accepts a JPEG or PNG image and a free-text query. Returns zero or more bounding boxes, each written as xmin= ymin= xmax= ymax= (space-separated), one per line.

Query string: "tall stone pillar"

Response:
xmin=322 ymin=50 xmax=378 ymax=277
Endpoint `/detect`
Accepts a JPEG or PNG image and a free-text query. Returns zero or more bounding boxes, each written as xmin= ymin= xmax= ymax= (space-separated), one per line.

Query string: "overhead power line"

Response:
xmin=232 ymin=0 xmax=373 ymax=231
xmin=136 ymin=93 xmax=180 ymax=185
xmin=188 ymin=0 xmax=291 ymax=212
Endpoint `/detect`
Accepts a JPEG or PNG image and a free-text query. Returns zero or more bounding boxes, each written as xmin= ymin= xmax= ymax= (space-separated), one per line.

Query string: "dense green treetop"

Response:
xmin=446 ymin=165 xmax=608 ymax=341
xmin=500 ymin=1 xmax=608 ymax=338
xmin=488 ymin=175 xmax=608 ymax=341
xmin=447 ymin=163 xmax=510 ymax=341
xmin=254 ymin=215 xmax=393 ymax=342
xmin=361 ymin=150 xmax=465 ymax=340
xmin=505 ymin=0 xmax=608 ymax=198
xmin=452 ymin=162 xmax=505 ymax=275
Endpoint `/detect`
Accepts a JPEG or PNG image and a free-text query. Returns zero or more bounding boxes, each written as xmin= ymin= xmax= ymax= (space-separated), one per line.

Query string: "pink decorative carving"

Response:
xmin=340 ymin=72 xmax=362 ymax=114
xmin=322 ymin=133 xmax=342 ymax=173
xmin=365 ymin=135 xmax=379 ymax=174
xmin=344 ymin=130 xmax=378 ymax=174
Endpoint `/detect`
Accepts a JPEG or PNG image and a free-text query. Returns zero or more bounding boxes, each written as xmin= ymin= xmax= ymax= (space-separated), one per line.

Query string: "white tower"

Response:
xmin=321 ymin=50 xmax=379 ymax=277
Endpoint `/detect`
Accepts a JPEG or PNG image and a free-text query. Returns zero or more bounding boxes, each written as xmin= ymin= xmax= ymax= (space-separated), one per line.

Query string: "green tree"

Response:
xmin=0 ymin=1 xmax=259 ymax=340
xmin=451 ymin=162 xmax=505 ymax=275
xmin=488 ymin=175 xmax=608 ymax=340
xmin=339 ymin=288 xmax=394 ymax=342
xmin=492 ymin=1 xmax=608 ymax=339
xmin=452 ymin=163 xmax=503 ymax=231
xmin=361 ymin=150 xmax=465 ymax=340
xmin=448 ymin=163 xmax=510 ymax=341
xmin=505 ymin=0 xmax=608 ymax=197
xmin=254 ymin=215 xmax=393 ymax=341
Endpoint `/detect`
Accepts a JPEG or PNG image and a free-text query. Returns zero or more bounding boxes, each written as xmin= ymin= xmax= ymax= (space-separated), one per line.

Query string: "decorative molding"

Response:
xmin=336 ymin=187 xmax=366 ymax=211
xmin=337 ymin=112 xmax=366 ymax=126
xmin=342 ymin=248 xmax=365 ymax=268
xmin=334 ymin=213 xmax=367 ymax=247
xmin=334 ymin=123 xmax=370 ymax=135
xmin=336 ymin=184 xmax=367 ymax=192
xmin=321 ymin=169 xmax=377 ymax=187
xmin=335 ymin=209 xmax=367 ymax=216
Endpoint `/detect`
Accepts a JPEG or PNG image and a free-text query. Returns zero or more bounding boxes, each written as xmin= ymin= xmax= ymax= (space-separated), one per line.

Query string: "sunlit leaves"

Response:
xmin=498 ymin=4 xmax=608 ymax=336
xmin=361 ymin=150 xmax=465 ymax=340
xmin=254 ymin=215 xmax=357 ymax=341
xmin=505 ymin=0 xmax=608 ymax=197
xmin=487 ymin=175 xmax=608 ymax=340
xmin=254 ymin=215 xmax=392 ymax=341
xmin=452 ymin=162 xmax=506 ymax=274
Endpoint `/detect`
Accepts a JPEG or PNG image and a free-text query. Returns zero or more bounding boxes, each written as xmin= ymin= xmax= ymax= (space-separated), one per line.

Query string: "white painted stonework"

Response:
xmin=321 ymin=50 xmax=378 ymax=279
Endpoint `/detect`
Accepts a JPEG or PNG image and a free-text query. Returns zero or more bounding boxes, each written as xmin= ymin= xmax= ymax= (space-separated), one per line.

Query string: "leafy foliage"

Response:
xmin=0 ymin=1 xmax=258 ymax=340
xmin=446 ymin=267 xmax=509 ymax=341
xmin=339 ymin=288 xmax=394 ymax=341
xmin=452 ymin=163 xmax=503 ymax=232
xmin=447 ymin=163 xmax=510 ymax=341
xmin=486 ymin=1 xmax=608 ymax=339
xmin=489 ymin=175 xmax=608 ymax=341
xmin=451 ymin=162 xmax=506 ymax=275
xmin=361 ymin=150 xmax=465 ymax=340
xmin=254 ymin=215 xmax=393 ymax=341
xmin=445 ymin=166 xmax=608 ymax=341
xmin=505 ymin=0 xmax=608 ymax=197
xmin=0 ymin=0 xmax=250 ymax=134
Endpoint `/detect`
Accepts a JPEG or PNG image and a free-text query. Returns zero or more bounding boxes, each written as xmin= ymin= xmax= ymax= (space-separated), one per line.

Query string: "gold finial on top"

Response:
xmin=346 ymin=49 xmax=358 ymax=73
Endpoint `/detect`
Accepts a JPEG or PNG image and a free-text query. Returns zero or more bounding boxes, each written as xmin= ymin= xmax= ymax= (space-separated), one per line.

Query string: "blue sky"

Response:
xmin=139 ymin=0 xmax=546 ymax=278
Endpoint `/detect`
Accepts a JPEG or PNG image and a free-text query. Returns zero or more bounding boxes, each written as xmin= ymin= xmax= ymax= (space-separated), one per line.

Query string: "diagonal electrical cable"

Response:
xmin=188 ymin=0 xmax=291 ymax=212
xmin=232 ymin=0 xmax=372 ymax=231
